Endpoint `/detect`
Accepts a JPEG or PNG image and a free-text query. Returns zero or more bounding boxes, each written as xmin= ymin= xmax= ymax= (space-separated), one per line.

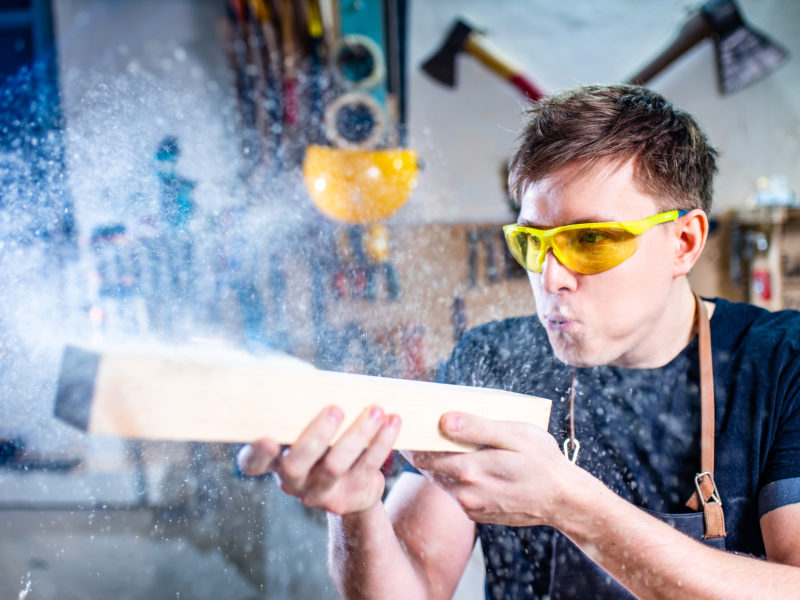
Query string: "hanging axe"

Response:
xmin=627 ymin=0 xmax=789 ymax=94
xmin=421 ymin=18 xmax=544 ymax=101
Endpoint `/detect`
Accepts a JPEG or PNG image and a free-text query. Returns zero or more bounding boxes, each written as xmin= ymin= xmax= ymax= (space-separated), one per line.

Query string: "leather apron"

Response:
xmin=547 ymin=294 xmax=726 ymax=599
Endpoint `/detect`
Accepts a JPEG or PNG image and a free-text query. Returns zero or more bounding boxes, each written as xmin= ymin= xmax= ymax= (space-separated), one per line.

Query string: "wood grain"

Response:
xmin=73 ymin=348 xmax=551 ymax=452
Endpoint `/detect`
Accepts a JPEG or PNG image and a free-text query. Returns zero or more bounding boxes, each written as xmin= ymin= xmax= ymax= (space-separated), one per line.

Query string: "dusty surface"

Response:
xmin=0 ymin=509 xmax=262 ymax=600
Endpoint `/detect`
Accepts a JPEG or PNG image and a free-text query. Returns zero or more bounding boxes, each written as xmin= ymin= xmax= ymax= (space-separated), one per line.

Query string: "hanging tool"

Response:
xmin=316 ymin=0 xmax=338 ymax=56
xmin=323 ymin=91 xmax=388 ymax=148
xmin=323 ymin=0 xmax=391 ymax=148
xmin=467 ymin=227 xmax=501 ymax=288
xmin=383 ymin=0 xmax=409 ymax=145
xmin=225 ymin=0 xmax=261 ymax=168
xmin=325 ymin=33 xmax=388 ymax=147
xmin=302 ymin=145 xmax=418 ymax=223
xmin=364 ymin=223 xmax=400 ymax=301
xmin=483 ymin=229 xmax=498 ymax=283
xmin=333 ymin=226 xmax=367 ymax=300
xmin=421 ymin=18 xmax=545 ymax=101
xmin=277 ymin=0 xmax=301 ymax=164
xmin=336 ymin=0 xmax=389 ymax=102
xmin=451 ymin=295 xmax=467 ymax=342
xmin=627 ymin=0 xmax=789 ymax=94
xmin=305 ymin=0 xmax=327 ymax=144
xmin=242 ymin=0 xmax=274 ymax=164
xmin=248 ymin=0 xmax=284 ymax=166
xmin=467 ymin=229 xmax=480 ymax=288
xmin=330 ymin=33 xmax=387 ymax=91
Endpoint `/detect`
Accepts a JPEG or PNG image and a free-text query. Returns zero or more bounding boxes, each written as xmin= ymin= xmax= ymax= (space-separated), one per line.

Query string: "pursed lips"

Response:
xmin=543 ymin=312 xmax=575 ymax=331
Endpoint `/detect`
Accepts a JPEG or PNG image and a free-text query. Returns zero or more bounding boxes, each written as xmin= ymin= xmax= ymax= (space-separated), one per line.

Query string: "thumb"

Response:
xmin=237 ymin=438 xmax=282 ymax=475
xmin=439 ymin=412 xmax=515 ymax=450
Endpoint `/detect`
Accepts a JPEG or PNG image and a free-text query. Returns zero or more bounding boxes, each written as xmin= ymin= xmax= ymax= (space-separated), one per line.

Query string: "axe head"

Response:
xmin=702 ymin=0 xmax=789 ymax=94
xmin=420 ymin=19 xmax=476 ymax=87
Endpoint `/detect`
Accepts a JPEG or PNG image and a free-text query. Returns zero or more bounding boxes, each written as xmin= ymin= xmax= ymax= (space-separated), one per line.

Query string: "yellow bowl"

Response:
xmin=302 ymin=145 xmax=419 ymax=224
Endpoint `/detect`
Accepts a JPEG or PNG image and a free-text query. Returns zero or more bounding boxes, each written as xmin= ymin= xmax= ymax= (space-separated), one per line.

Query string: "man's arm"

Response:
xmin=329 ymin=473 xmax=477 ymax=600
xmin=761 ymin=502 xmax=800 ymax=565
xmin=559 ymin=468 xmax=800 ymax=599
xmin=410 ymin=412 xmax=800 ymax=600
xmin=238 ymin=406 xmax=476 ymax=600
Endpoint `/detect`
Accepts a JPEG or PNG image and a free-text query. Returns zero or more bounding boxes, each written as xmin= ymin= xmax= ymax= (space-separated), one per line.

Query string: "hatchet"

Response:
xmin=627 ymin=0 xmax=789 ymax=94
xmin=421 ymin=19 xmax=544 ymax=101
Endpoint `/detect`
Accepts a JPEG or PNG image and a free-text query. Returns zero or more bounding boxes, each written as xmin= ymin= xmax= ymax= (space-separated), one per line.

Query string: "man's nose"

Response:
xmin=539 ymin=250 xmax=578 ymax=293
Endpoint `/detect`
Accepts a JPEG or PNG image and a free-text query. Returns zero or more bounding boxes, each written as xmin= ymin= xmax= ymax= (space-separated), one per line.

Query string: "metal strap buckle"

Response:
xmin=694 ymin=471 xmax=722 ymax=507
xmin=562 ymin=438 xmax=580 ymax=464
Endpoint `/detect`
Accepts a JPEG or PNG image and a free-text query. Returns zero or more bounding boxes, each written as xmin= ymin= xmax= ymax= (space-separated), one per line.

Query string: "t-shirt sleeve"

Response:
xmin=758 ymin=353 xmax=800 ymax=517
xmin=758 ymin=478 xmax=800 ymax=517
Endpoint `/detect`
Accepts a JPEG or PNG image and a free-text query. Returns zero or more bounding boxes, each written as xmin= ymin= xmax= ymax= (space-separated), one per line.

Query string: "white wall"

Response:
xmin=402 ymin=0 xmax=800 ymax=224
xmin=54 ymin=0 xmax=243 ymax=234
xmin=53 ymin=0 xmax=800 ymax=228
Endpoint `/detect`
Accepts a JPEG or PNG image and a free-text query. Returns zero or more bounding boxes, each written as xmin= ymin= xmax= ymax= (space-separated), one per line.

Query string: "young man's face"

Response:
xmin=518 ymin=158 xmax=683 ymax=368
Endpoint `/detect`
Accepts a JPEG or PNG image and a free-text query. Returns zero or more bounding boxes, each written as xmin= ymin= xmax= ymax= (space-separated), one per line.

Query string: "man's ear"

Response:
xmin=673 ymin=209 xmax=708 ymax=277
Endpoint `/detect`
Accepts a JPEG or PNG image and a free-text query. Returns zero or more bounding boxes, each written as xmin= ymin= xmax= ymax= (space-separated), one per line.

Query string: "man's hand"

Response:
xmin=237 ymin=405 xmax=401 ymax=515
xmin=408 ymin=411 xmax=579 ymax=527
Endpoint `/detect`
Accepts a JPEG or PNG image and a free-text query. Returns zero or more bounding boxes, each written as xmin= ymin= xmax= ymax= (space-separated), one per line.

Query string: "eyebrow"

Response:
xmin=517 ymin=215 xmax=618 ymax=228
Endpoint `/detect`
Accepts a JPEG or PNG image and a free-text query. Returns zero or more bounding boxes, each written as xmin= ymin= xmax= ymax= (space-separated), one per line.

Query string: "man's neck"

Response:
xmin=612 ymin=281 xmax=701 ymax=369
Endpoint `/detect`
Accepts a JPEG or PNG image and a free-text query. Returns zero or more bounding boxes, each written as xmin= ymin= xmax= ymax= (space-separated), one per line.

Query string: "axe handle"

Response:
xmin=509 ymin=74 xmax=544 ymax=102
xmin=627 ymin=12 xmax=713 ymax=85
xmin=464 ymin=35 xmax=544 ymax=101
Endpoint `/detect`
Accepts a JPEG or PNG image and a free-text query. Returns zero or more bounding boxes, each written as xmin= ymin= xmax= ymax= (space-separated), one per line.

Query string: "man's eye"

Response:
xmin=580 ymin=230 xmax=607 ymax=243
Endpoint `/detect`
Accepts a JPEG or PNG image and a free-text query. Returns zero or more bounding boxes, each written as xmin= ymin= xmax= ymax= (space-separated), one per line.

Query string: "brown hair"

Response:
xmin=508 ymin=84 xmax=718 ymax=213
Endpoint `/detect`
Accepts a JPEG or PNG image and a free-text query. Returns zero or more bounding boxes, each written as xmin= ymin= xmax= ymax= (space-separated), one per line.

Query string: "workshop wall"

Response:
xmin=401 ymin=0 xmax=800 ymax=224
xmin=49 ymin=0 xmax=800 ymax=370
xmin=55 ymin=1 xmax=800 ymax=230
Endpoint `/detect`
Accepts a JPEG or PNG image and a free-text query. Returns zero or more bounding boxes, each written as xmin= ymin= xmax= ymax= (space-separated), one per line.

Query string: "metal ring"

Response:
xmin=330 ymin=34 xmax=386 ymax=91
xmin=562 ymin=438 xmax=580 ymax=464
xmin=323 ymin=92 xmax=387 ymax=149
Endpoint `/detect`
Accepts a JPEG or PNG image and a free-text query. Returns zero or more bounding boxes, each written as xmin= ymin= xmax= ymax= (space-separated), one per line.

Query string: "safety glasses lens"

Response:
xmin=506 ymin=230 xmax=543 ymax=273
xmin=555 ymin=227 xmax=639 ymax=274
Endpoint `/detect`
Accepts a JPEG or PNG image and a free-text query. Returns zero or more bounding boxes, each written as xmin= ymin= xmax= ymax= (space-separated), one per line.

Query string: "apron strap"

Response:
xmin=685 ymin=293 xmax=727 ymax=539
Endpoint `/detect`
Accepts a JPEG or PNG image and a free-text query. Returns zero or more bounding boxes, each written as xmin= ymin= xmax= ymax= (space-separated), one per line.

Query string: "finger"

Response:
xmin=313 ymin=406 xmax=389 ymax=485
xmin=237 ymin=438 xmax=282 ymax=475
xmin=280 ymin=406 xmax=344 ymax=482
xmin=439 ymin=412 xmax=522 ymax=450
xmin=351 ymin=413 xmax=402 ymax=473
xmin=302 ymin=414 xmax=402 ymax=512
xmin=409 ymin=450 xmax=467 ymax=480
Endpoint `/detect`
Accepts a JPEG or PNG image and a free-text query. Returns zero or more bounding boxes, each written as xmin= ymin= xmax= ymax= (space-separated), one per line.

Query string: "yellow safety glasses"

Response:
xmin=503 ymin=210 xmax=689 ymax=275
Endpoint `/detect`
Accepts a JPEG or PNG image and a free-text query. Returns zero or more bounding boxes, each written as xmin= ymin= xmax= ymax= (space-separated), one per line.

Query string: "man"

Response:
xmin=238 ymin=85 xmax=800 ymax=598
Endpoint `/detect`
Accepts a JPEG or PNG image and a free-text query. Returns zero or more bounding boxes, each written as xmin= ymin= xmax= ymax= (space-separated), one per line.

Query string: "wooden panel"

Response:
xmin=64 ymin=347 xmax=552 ymax=452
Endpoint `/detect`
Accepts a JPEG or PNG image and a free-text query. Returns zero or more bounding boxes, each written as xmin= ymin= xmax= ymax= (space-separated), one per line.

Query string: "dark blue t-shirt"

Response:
xmin=434 ymin=297 xmax=800 ymax=598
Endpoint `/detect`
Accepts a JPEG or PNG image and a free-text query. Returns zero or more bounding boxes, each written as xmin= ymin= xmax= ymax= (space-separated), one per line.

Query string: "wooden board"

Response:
xmin=55 ymin=346 xmax=551 ymax=451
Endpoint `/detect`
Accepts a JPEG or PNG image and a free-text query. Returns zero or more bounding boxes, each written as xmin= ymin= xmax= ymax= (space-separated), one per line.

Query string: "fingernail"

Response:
xmin=237 ymin=445 xmax=257 ymax=472
xmin=370 ymin=406 xmax=385 ymax=421
xmin=328 ymin=406 xmax=343 ymax=423
xmin=388 ymin=414 xmax=401 ymax=429
xmin=445 ymin=413 xmax=462 ymax=432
